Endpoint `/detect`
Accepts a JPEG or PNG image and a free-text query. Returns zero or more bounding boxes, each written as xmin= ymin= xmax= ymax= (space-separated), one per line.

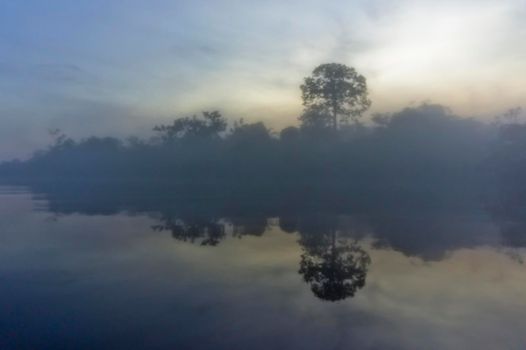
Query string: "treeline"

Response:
xmin=0 ymin=103 xmax=518 ymax=186
xmin=0 ymin=64 xmax=524 ymax=193
xmin=0 ymin=103 xmax=523 ymax=190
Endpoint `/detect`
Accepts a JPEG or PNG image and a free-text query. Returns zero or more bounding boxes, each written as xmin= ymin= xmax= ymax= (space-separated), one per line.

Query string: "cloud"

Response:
xmin=0 ymin=62 xmax=90 ymax=85
xmin=0 ymin=95 xmax=159 ymax=160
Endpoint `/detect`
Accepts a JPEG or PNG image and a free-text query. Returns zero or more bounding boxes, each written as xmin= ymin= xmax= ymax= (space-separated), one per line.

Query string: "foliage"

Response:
xmin=300 ymin=63 xmax=371 ymax=129
xmin=153 ymin=111 xmax=227 ymax=143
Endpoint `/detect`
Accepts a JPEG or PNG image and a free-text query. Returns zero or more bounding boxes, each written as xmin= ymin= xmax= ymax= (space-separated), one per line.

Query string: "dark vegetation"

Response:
xmin=0 ymin=63 xmax=525 ymax=198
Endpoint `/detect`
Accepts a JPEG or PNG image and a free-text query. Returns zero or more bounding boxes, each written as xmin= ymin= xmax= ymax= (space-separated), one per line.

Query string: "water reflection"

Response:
xmin=152 ymin=211 xmax=371 ymax=301
xmin=489 ymin=188 xmax=526 ymax=248
xmin=298 ymin=230 xmax=370 ymax=301
xmin=19 ymin=180 xmax=526 ymax=257
xmin=1 ymin=183 xmax=526 ymax=349
xmin=22 ymin=180 xmax=525 ymax=304
xmin=152 ymin=215 xmax=226 ymax=246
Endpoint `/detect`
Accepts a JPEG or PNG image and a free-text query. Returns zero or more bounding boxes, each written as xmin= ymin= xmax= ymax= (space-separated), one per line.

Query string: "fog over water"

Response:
xmin=1 ymin=1 xmax=526 ymax=349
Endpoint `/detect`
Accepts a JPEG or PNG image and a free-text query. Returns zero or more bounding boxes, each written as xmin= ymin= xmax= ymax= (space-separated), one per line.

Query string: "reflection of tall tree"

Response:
xmin=152 ymin=215 xmax=226 ymax=246
xmin=298 ymin=222 xmax=371 ymax=302
xmin=153 ymin=211 xmax=371 ymax=301
xmin=489 ymin=115 xmax=526 ymax=247
xmin=490 ymin=195 xmax=526 ymax=248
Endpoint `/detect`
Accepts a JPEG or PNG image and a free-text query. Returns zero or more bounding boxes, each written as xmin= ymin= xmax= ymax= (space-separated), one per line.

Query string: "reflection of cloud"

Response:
xmin=358 ymin=246 xmax=526 ymax=348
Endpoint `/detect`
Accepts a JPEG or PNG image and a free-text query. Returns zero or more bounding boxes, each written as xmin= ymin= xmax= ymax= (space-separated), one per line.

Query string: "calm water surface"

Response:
xmin=1 ymin=185 xmax=526 ymax=349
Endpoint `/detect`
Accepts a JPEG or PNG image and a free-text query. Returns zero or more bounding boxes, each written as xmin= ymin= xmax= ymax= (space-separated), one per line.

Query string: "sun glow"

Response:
xmin=363 ymin=4 xmax=506 ymax=82
xmin=354 ymin=1 xmax=525 ymax=115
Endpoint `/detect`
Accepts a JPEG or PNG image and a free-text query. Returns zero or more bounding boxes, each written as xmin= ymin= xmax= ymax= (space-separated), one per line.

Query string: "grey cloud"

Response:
xmin=0 ymin=95 xmax=162 ymax=160
xmin=32 ymin=63 xmax=84 ymax=83
xmin=0 ymin=61 xmax=98 ymax=88
xmin=170 ymin=43 xmax=223 ymax=57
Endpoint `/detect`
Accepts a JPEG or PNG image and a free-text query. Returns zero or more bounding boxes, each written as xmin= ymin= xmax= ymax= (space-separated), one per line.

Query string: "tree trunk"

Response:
xmin=332 ymin=105 xmax=338 ymax=131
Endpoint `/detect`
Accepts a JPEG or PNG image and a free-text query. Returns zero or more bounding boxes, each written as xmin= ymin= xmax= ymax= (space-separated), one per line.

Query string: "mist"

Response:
xmin=2 ymin=1 xmax=526 ymax=349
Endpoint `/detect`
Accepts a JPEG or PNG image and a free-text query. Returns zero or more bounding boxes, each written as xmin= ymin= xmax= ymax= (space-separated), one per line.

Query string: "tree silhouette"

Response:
xmin=298 ymin=228 xmax=371 ymax=301
xmin=299 ymin=105 xmax=334 ymax=131
xmin=300 ymin=63 xmax=371 ymax=130
xmin=153 ymin=110 xmax=227 ymax=143
xmin=152 ymin=215 xmax=226 ymax=246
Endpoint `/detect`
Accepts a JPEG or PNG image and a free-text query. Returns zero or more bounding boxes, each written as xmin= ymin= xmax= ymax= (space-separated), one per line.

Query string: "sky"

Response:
xmin=0 ymin=0 xmax=525 ymax=160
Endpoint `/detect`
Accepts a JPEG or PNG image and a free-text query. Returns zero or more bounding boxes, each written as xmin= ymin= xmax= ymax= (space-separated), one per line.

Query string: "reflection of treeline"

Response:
xmin=151 ymin=214 xmax=267 ymax=246
xmin=151 ymin=210 xmax=371 ymax=302
xmin=24 ymin=177 xmax=526 ymax=259
xmin=148 ymin=205 xmax=524 ymax=301
xmin=147 ymin=204 xmax=523 ymax=300
xmin=11 ymin=174 xmax=526 ymax=294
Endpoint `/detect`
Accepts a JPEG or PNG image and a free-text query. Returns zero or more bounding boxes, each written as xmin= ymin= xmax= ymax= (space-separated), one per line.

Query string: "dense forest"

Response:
xmin=1 ymin=63 xmax=525 ymax=197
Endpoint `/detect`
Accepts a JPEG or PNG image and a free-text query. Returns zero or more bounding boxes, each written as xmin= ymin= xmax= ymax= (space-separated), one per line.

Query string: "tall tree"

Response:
xmin=300 ymin=63 xmax=371 ymax=130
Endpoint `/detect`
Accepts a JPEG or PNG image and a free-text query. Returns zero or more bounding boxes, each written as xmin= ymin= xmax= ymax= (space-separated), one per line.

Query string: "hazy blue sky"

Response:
xmin=1 ymin=0 xmax=525 ymax=159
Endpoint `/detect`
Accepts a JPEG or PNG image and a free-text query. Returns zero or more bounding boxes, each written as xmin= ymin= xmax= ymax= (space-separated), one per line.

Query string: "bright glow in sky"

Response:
xmin=0 ymin=0 xmax=525 ymax=159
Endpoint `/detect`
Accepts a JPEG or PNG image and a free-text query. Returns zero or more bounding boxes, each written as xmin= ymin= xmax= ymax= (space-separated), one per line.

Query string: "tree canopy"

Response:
xmin=300 ymin=63 xmax=371 ymax=130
